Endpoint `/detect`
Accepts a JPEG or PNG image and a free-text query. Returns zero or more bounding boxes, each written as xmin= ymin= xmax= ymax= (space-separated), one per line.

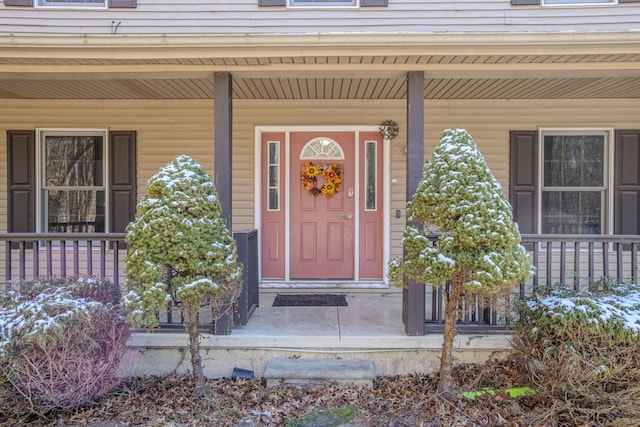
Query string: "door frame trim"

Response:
xmin=254 ymin=125 xmax=391 ymax=286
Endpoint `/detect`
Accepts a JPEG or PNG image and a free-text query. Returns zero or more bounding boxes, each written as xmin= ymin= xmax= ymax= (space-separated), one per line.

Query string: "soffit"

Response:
xmin=1 ymin=76 xmax=640 ymax=100
xmin=0 ymin=53 xmax=639 ymax=100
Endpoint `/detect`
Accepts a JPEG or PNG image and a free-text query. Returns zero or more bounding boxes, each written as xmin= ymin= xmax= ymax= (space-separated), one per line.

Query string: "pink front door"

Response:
xmin=289 ymin=132 xmax=355 ymax=279
xmin=260 ymin=129 xmax=384 ymax=282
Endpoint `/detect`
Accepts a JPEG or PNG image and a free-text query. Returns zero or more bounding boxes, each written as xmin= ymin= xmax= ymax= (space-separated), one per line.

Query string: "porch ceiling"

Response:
xmin=1 ymin=52 xmax=639 ymax=100
xmin=1 ymin=75 xmax=639 ymax=100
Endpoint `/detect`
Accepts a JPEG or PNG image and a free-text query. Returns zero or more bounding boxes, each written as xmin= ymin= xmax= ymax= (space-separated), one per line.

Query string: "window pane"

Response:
xmin=301 ymin=138 xmax=344 ymax=159
xmin=46 ymin=190 xmax=105 ymax=233
xmin=268 ymin=166 xmax=279 ymax=187
xmin=541 ymin=191 xmax=602 ymax=234
xmin=268 ymin=143 xmax=278 ymax=164
xmin=45 ymin=136 xmax=104 ymax=187
xmin=543 ymin=135 xmax=604 ymax=187
xmin=365 ymin=141 xmax=376 ymax=210
xmin=268 ymin=189 xmax=279 ymax=211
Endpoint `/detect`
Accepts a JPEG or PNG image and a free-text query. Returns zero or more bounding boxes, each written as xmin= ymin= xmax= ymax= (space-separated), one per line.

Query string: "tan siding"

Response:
xmin=424 ymin=98 xmax=640 ymax=193
xmin=2 ymin=0 xmax=640 ymax=35
xmin=0 ymin=99 xmax=216 ymax=236
xmin=1 ymin=97 xmax=640 ymax=270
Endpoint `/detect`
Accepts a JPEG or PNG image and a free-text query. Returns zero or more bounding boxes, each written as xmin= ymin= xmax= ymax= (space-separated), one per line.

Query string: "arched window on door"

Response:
xmin=300 ymin=138 xmax=344 ymax=160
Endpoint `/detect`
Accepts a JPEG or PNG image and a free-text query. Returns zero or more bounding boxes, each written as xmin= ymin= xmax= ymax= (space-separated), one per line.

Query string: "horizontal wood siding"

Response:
xmin=1 ymin=0 xmax=639 ymax=35
xmin=1 ymin=98 xmax=639 ymax=262
xmin=0 ymin=99 xmax=217 ymax=234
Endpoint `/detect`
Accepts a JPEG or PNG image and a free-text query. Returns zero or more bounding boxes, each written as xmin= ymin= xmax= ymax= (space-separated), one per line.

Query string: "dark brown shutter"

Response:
xmin=109 ymin=0 xmax=136 ymax=7
xmin=614 ymin=130 xmax=640 ymax=235
xmin=258 ymin=0 xmax=286 ymax=5
xmin=361 ymin=0 xmax=389 ymax=6
xmin=109 ymin=131 xmax=136 ymax=235
xmin=7 ymin=131 xmax=36 ymax=246
xmin=510 ymin=131 xmax=538 ymax=235
xmin=4 ymin=0 xmax=33 ymax=5
xmin=511 ymin=0 xmax=539 ymax=4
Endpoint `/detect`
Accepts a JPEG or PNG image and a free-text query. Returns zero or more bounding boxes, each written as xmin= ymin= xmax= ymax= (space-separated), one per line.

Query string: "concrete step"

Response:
xmin=264 ymin=358 xmax=376 ymax=387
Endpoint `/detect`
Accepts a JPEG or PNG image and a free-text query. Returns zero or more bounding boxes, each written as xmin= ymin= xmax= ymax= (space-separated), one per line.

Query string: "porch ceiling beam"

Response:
xmin=227 ymin=68 xmax=640 ymax=79
xmin=0 ymin=71 xmax=216 ymax=80
xmin=1 ymin=61 xmax=639 ymax=77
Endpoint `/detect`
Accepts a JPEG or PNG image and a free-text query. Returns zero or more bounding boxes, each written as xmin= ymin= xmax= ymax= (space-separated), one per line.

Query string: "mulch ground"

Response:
xmin=2 ymin=355 xmax=549 ymax=426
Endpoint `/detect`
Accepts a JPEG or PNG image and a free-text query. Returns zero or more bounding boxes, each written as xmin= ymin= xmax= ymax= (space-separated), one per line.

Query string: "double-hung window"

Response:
xmin=512 ymin=129 xmax=640 ymax=237
xmin=36 ymin=0 xmax=106 ymax=7
xmin=38 ymin=129 xmax=107 ymax=233
xmin=259 ymin=0 xmax=387 ymax=8
xmin=7 ymin=129 xmax=136 ymax=236
xmin=542 ymin=0 xmax=616 ymax=5
xmin=289 ymin=0 xmax=357 ymax=6
xmin=540 ymin=129 xmax=611 ymax=235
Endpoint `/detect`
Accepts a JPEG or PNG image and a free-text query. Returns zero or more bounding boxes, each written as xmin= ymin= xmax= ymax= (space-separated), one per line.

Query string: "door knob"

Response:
xmin=345 ymin=214 xmax=353 ymax=220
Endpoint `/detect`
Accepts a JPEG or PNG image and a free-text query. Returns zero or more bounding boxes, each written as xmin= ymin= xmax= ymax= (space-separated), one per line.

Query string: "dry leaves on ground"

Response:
xmin=1 ymin=356 xmax=546 ymax=427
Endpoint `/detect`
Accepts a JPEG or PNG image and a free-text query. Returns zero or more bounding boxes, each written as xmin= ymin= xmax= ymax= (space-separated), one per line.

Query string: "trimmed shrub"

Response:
xmin=122 ymin=155 xmax=242 ymax=394
xmin=389 ymin=129 xmax=532 ymax=390
xmin=513 ymin=283 xmax=640 ymax=426
xmin=0 ymin=277 xmax=130 ymax=417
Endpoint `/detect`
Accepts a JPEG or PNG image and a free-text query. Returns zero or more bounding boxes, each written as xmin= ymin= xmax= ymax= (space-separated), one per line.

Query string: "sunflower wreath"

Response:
xmin=301 ymin=161 xmax=342 ymax=198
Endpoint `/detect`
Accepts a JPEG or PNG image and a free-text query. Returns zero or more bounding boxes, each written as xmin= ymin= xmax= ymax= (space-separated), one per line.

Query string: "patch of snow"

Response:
xmin=532 ymin=286 xmax=640 ymax=334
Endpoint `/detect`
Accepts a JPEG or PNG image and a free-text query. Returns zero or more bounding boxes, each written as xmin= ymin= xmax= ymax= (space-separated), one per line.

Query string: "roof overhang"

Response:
xmin=1 ymin=31 xmax=639 ymax=100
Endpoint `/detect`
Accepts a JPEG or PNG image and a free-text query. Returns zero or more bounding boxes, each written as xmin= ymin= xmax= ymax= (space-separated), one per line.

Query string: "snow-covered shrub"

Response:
xmin=513 ymin=283 xmax=640 ymax=425
xmin=389 ymin=129 xmax=532 ymax=390
xmin=122 ymin=155 xmax=242 ymax=393
xmin=0 ymin=278 xmax=130 ymax=416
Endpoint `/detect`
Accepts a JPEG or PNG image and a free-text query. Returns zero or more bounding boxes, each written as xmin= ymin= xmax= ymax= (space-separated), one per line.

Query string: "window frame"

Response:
xmin=541 ymin=0 xmax=617 ymax=6
xmin=267 ymin=140 xmax=280 ymax=212
xmin=537 ymin=128 xmax=614 ymax=235
xmin=36 ymin=128 xmax=110 ymax=233
xmin=364 ymin=140 xmax=377 ymax=211
xmin=34 ymin=0 xmax=107 ymax=8
xmin=288 ymin=0 xmax=358 ymax=8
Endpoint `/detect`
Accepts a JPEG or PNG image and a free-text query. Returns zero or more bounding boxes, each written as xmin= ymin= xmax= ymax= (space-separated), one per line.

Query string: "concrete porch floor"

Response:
xmin=234 ymin=289 xmax=406 ymax=340
xmin=121 ymin=289 xmax=513 ymax=379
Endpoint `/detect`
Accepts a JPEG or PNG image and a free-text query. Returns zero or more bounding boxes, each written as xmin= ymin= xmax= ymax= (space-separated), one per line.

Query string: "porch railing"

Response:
xmin=0 ymin=230 xmax=259 ymax=335
xmin=424 ymin=233 xmax=640 ymax=332
xmin=0 ymin=233 xmax=127 ymax=286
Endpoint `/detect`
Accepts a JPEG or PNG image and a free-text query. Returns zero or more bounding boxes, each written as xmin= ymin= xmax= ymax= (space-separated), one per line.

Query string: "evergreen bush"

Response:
xmin=389 ymin=128 xmax=532 ymax=390
xmin=122 ymin=155 xmax=242 ymax=393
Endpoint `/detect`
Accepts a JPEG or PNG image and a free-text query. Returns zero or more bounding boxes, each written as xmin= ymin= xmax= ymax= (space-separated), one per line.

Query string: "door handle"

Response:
xmin=344 ymin=214 xmax=353 ymax=220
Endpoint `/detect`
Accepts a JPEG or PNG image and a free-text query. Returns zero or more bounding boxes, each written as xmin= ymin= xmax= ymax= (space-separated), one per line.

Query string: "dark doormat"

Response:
xmin=272 ymin=294 xmax=348 ymax=307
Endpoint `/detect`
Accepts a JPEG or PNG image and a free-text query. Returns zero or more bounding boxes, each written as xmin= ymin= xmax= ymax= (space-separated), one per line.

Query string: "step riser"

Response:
xmin=266 ymin=378 xmax=373 ymax=387
xmin=264 ymin=358 xmax=377 ymax=387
